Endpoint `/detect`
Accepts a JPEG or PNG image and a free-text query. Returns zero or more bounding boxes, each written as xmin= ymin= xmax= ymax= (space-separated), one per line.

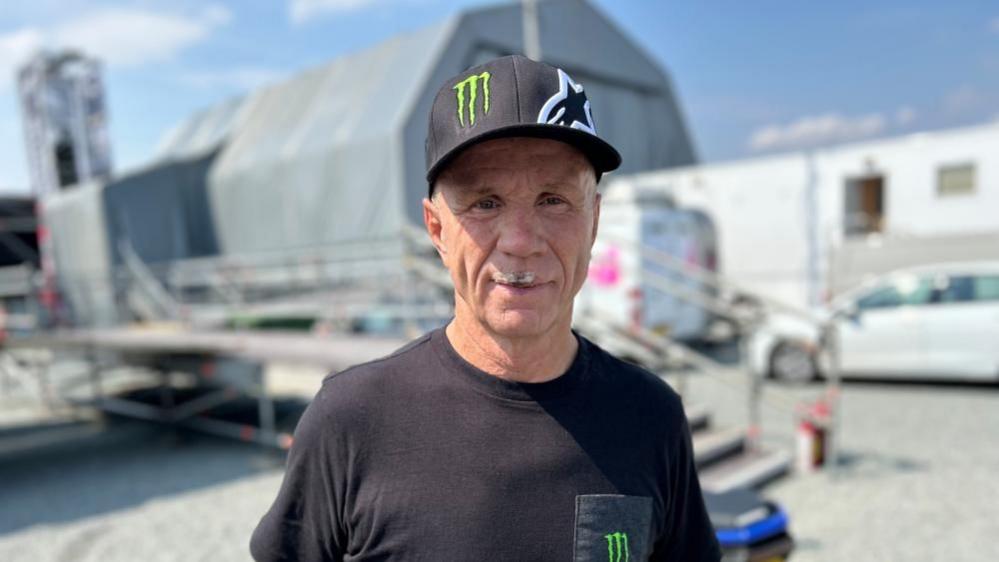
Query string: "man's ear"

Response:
xmin=422 ymin=196 xmax=447 ymax=261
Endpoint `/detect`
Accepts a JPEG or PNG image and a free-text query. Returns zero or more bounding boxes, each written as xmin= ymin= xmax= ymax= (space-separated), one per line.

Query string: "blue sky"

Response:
xmin=2 ymin=0 xmax=998 ymax=191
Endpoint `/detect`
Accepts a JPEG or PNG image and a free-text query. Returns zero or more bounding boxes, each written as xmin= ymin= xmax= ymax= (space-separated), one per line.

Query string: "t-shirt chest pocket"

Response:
xmin=573 ymin=494 xmax=653 ymax=562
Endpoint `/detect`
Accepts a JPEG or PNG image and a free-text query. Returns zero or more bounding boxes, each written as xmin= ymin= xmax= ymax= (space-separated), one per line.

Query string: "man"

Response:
xmin=251 ymin=55 xmax=720 ymax=561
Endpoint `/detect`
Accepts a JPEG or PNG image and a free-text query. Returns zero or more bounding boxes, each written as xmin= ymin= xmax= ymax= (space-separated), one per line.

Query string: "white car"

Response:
xmin=749 ymin=261 xmax=999 ymax=382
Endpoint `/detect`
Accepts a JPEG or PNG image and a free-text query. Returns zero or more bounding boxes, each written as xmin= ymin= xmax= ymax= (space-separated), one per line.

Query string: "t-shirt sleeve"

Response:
xmin=651 ymin=411 xmax=722 ymax=561
xmin=250 ymin=385 xmax=346 ymax=561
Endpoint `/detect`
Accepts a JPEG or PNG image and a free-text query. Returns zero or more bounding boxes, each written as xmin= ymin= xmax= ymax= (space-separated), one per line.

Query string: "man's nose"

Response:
xmin=495 ymin=208 xmax=545 ymax=257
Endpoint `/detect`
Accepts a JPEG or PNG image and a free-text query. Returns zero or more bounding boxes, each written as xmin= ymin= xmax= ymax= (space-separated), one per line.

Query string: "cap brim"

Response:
xmin=426 ymin=124 xmax=622 ymax=186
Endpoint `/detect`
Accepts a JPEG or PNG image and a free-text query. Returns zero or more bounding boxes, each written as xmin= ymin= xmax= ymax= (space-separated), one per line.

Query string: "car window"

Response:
xmin=974 ymin=275 xmax=999 ymax=302
xmin=855 ymin=275 xmax=934 ymax=310
xmin=939 ymin=276 xmax=975 ymax=303
xmin=897 ymin=276 xmax=935 ymax=305
xmin=857 ymin=286 xmax=902 ymax=310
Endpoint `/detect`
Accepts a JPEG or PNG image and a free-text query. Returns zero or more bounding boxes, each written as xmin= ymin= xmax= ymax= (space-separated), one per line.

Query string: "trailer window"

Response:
xmin=937 ymin=163 xmax=975 ymax=197
xmin=844 ymin=175 xmax=884 ymax=236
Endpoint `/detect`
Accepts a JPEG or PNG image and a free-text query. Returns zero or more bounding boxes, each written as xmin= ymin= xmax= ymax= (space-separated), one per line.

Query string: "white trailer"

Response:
xmin=623 ymin=121 xmax=999 ymax=311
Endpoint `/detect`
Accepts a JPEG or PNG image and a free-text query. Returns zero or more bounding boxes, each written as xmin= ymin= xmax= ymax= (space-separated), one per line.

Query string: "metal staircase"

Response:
xmin=572 ymin=312 xmax=794 ymax=493
xmin=91 ymin=224 xmax=822 ymax=492
xmin=570 ymin=230 xmax=839 ymax=493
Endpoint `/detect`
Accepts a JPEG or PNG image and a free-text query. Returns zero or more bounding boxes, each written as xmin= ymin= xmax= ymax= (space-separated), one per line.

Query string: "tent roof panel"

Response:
xmin=152 ymin=96 xmax=247 ymax=163
xmin=211 ymin=21 xmax=453 ymax=180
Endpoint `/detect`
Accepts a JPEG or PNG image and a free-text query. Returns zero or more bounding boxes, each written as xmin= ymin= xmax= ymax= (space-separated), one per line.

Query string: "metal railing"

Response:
xmin=587 ymin=231 xmax=842 ymax=465
xmin=24 ymin=222 xmax=843 ymax=465
xmin=93 ymin=227 xmax=454 ymax=333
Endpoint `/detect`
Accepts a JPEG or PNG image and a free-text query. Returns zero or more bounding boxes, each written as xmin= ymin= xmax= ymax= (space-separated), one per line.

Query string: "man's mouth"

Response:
xmin=491 ymin=271 xmax=538 ymax=288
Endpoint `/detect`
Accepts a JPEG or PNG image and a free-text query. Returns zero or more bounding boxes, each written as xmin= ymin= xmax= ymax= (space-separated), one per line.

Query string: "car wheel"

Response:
xmin=769 ymin=342 xmax=817 ymax=384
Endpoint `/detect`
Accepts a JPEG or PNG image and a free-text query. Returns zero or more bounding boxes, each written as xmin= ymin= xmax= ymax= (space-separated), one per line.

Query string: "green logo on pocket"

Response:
xmin=604 ymin=531 xmax=629 ymax=562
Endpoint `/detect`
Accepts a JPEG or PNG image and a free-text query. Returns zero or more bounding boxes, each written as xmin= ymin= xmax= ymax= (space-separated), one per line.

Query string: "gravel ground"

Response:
xmin=0 ymin=417 xmax=284 ymax=562
xmin=771 ymin=381 xmax=999 ymax=562
xmin=671 ymin=365 xmax=999 ymax=562
xmin=1 ymin=357 xmax=997 ymax=561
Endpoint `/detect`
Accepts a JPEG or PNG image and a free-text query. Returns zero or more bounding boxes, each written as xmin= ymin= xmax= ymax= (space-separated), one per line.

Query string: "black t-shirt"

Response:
xmin=251 ymin=327 xmax=721 ymax=561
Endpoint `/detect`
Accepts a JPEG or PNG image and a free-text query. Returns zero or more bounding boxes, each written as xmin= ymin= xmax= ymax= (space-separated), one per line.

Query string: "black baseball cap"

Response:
xmin=425 ymin=55 xmax=622 ymax=195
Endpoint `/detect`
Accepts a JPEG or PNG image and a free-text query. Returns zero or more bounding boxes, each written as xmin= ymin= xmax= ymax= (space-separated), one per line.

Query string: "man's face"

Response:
xmin=423 ymin=137 xmax=601 ymax=339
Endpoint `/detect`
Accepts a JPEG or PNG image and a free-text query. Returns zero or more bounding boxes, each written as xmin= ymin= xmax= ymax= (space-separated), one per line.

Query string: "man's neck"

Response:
xmin=445 ymin=313 xmax=578 ymax=384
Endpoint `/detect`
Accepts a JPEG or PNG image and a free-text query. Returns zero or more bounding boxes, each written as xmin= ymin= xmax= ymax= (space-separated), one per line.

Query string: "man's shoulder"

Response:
xmin=584 ymin=335 xmax=678 ymax=395
xmin=582 ymin=335 xmax=686 ymax=424
xmin=325 ymin=330 xmax=433 ymax=378
xmin=320 ymin=330 xmax=435 ymax=391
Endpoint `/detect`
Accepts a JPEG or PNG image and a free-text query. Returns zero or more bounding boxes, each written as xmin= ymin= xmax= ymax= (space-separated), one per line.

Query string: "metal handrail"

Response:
xmin=583 ymin=234 xmax=840 ymax=458
xmin=600 ymin=232 xmax=826 ymax=328
xmin=117 ymin=240 xmax=181 ymax=321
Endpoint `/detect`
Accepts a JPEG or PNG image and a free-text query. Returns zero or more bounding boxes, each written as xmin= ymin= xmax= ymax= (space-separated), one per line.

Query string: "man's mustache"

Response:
xmin=491 ymin=271 xmax=537 ymax=286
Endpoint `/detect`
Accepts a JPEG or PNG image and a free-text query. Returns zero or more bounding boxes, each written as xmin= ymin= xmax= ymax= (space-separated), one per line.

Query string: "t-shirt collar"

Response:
xmin=431 ymin=324 xmax=590 ymax=402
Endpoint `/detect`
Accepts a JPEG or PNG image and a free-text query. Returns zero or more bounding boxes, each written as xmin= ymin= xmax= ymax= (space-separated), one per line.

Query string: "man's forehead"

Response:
xmin=443 ymin=166 xmax=590 ymax=199
xmin=451 ymin=176 xmax=582 ymax=196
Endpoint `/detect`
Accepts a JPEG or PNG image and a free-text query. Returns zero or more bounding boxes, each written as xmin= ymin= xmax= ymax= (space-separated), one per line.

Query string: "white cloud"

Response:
xmin=289 ymin=0 xmax=380 ymax=24
xmin=202 ymin=5 xmax=234 ymax=27
xmin=0 ymin=5 xmax=231 ymax=91
xmin=53 ymin=6 xmax=231 ymax=67
xmin=942 ymin=84 xmax=986 ymax=115
xmin=748 ymin=112 xmax=886 ymax=151
xmin=894 ymin=105 xmax=917 ymax=126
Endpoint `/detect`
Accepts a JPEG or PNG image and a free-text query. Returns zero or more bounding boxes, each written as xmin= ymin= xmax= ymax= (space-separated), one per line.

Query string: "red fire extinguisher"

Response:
xmin=796 ymin=397 xmax=831 ymax=473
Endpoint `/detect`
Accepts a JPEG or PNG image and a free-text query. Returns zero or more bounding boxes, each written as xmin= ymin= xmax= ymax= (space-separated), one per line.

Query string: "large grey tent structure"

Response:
xmin=207 ymin=0 xmax=697 ymax=254
xmin=42 ymin=99 xmax=244 ymax=325
xmin=42 ymin=0 xmax=697 ymax=326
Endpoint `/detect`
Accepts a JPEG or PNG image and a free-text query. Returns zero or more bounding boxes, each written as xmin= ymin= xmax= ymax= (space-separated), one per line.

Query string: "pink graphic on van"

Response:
xmin=589 ymin=245 xmax=621 ymax=287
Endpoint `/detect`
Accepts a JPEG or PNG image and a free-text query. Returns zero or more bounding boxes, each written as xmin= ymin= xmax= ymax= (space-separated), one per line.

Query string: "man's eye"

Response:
xmin=541 ymin=196 xmax=565 ymax=206
xmin=475 ymin=199 xmax=499 ymax=210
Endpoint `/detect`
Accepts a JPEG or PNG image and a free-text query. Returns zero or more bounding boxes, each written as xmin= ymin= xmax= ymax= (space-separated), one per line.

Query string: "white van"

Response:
xmin=575 ymin=183 xmax=717 ymax=343
xmin=749 ymin=261 xmax=999 ymax=382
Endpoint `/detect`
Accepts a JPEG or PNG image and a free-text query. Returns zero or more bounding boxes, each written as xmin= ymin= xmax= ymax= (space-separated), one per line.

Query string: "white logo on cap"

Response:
xmin=537 ymin=69 xmax=596 ymax=134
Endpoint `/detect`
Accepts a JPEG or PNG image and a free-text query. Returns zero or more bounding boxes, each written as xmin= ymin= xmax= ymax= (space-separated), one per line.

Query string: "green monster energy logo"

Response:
xmin=453 ymin=71 xmax=490 ymax=127
xmin=604 ymin=531 xmax=630 ymax=562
